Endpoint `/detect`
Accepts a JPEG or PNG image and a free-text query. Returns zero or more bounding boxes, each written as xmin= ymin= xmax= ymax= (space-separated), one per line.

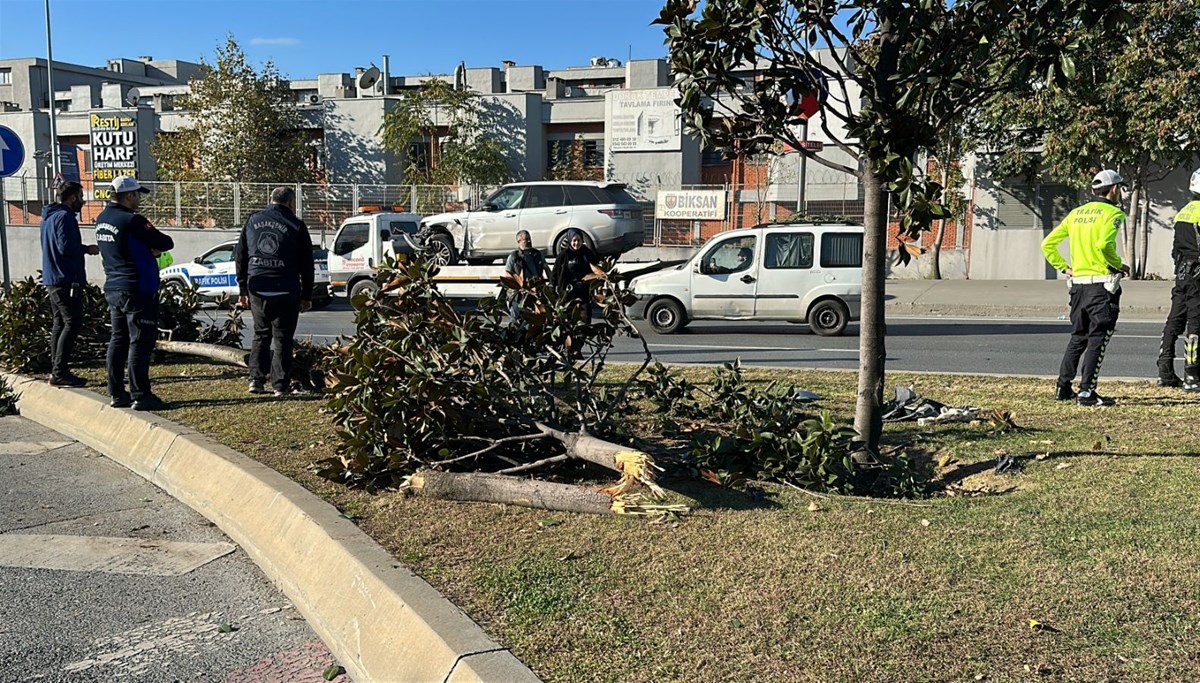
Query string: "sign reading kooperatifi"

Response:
xmin=656 ymin=190 xmax=727 ymax=220
xmin=90 ymin=112 xmax=139 ymax=200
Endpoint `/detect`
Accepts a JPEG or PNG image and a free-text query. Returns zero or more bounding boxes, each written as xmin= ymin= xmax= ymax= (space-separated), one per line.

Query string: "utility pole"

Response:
xmin=44 ymin=0 xmax=61 ymax=181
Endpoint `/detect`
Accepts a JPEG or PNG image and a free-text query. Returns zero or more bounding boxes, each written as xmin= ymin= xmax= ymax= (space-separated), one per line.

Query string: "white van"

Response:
xmin=628 ymin=222 xmax=863 ymax=336
xmin=325 ymin=210 xmax=423 ymax=300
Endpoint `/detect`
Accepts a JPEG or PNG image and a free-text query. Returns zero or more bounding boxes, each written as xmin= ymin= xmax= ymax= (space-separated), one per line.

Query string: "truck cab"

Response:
xmin=627 ymin=222 xmax=864 ymax=336
xmin=326 ymin=210 xmax=423 ymax=301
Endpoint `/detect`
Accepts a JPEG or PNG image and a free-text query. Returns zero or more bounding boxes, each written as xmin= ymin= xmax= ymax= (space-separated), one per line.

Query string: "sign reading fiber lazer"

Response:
xmin=89 ymin=112 xmax=139 ymax=200
xmin=655 ymin=190 xmax=727 ymax=220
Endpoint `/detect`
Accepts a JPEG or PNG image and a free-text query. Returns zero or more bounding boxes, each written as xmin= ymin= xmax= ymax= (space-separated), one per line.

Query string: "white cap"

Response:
xmin=1091 ymin=169 xmax=1125 ymax=189
xmin=110 ymin=175 xmax=150 ymax=194
xmin=1189 ymin=168 xmax=1200 ymax=195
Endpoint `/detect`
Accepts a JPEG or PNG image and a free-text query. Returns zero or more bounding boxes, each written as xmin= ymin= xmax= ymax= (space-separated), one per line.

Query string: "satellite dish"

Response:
xmin=357 ymin=65 xmax=380 ymax=93
xmin=126 ymin=87 xmax=140 ymax=106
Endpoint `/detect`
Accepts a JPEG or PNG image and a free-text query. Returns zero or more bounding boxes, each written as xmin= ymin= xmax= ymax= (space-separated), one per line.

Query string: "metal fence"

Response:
xmin=2 ymin=174 xmax=866 ymax=249
xmin=1 ymin=175 xmax=488 ymax=233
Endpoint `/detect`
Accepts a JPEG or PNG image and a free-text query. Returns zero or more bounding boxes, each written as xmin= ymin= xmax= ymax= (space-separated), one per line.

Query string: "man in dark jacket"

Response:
xmin=503 ymin=229 xmax=547 ymax=323
xmin=1157 ymin=168 xmax=1200 ymax=389
xmin=95 ymin=176 xmax=174 ymax=411
xmin=40 ymin=181 xmax=98 ymax=387
xmin=235 ymin=187 xmax=314 ymax=397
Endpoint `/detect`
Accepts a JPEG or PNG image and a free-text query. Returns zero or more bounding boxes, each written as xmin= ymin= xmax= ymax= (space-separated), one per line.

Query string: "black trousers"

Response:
xmin=104 ymin=290 xmax=159 ymax=401
xmin=1157 ymin=267 xmax=1200 ymax=374
xmin=249 ymin=293 xmax=301 ymax=391
xmin=47 ymin=285 xmax=83 ymax=379
xmin=1058 ymin=283 xmax=1120 ymax=393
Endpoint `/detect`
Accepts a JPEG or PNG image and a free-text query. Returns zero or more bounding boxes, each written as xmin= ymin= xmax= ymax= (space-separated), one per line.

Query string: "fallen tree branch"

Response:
xmin=404 ymin=470 xmax=688 ymax=516
xmin=495 ymin=454 xmax=571 ymax=475
xmin=157 ymin=341 xmax=248 ymax=367
xmin=535 ymin=422 xmax=664 ymax=497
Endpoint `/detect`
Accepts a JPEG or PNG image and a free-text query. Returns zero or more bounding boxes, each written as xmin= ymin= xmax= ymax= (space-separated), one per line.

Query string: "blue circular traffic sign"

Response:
xmin=0 ymin=126 xmax=26 ymax=178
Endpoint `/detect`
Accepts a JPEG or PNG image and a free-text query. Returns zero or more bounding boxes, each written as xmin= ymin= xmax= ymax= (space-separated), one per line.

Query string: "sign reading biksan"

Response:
xmin=90 ymin=112 xmax=139 ymax=199
xmin=656 ymin=190 xmax=727 ymax=220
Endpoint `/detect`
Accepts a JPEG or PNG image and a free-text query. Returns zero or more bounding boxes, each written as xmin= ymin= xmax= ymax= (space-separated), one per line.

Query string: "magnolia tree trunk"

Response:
xmin=1138 ymin=189 xmax=1151 ymax=279
xmin=855 ymin=170 xmax=889 ymax=454
xmin=1125 ymin=182 xmax=1141 ymax=279
xmin=929 ymin=161 xmax=951 ymax=280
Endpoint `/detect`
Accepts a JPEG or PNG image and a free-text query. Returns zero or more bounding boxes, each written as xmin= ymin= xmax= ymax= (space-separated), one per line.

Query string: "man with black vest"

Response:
xmin=95 ymin=176 xmax=174 ymax=411
xmin=235 ymin=187 xmax=314 ymax=397
xmin=1156 ymin=168 xmax=1200 ymax=390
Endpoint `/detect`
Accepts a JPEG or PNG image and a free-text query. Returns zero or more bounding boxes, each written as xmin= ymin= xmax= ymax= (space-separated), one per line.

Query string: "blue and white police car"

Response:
xmin=160 ymin=240 xmax=332 ymax=309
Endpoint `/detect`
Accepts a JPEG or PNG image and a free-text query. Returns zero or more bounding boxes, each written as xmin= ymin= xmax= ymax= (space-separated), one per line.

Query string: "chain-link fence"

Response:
xmin=3 ymin=173 xmax=882 ymax=252
xmin=0 ymin=175 xmax=489 ymax=233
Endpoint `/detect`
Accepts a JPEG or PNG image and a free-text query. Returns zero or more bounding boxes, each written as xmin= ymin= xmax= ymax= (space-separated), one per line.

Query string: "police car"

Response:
xmin=160 ymin=239 xmax=332 ymax=309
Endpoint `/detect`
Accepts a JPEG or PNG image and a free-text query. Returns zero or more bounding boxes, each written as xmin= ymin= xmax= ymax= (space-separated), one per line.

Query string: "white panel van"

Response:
xmin=628 ymin=223 xmax=863 ymax=336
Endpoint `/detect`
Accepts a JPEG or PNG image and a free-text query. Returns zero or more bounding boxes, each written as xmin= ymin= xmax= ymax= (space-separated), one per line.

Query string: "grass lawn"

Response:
xmin=76 ymin=360 xmax=1200 ymax=682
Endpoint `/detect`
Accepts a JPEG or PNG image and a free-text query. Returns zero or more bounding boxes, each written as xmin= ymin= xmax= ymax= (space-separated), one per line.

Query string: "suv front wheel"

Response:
xmin=423 ymin=233 xmax=459 ymax=266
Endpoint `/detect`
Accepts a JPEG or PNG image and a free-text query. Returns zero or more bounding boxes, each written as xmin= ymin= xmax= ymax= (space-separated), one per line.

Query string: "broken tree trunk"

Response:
xmin=157 ymin=341 xmax=249 ymax=367
xmin=407 ymin=470 xmax=615 ymax=514
xmin=535 ymin=422 xmax=663 ymax=496
xmin=405 ymin=470 xmax=690 ymax=516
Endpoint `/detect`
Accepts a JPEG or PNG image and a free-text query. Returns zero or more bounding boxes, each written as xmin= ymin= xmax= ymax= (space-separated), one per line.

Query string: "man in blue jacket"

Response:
xmin=235 ymin=187 xmax=314 ymax=397
xmin=95 ymin=176 xmax=174 ymax=410
xmin=40 ymin=181 xmax=99 ymax=387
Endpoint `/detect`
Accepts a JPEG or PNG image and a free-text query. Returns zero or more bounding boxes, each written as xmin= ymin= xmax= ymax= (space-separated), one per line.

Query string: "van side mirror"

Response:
xmin=380 ymin=230 xmax=391 ymax=242
xmin=194 ymin=257 xmax=204 ymax=264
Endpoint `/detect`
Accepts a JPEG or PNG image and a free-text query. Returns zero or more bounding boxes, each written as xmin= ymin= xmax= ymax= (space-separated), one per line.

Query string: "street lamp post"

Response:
xmin=44 ymin=0 xmax=61 ymax=182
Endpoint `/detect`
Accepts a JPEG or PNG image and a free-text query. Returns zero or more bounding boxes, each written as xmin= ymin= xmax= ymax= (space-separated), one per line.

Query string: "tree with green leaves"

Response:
xmin=657 ymin=0 xmax=1129 ymax=453
xmin=379 ymin=80 xmax=514 ymax=186
xmin=982 ymin=0 xmax=1200 ymax=279
xmin=152 ymin=36 xmax=313 ymax=184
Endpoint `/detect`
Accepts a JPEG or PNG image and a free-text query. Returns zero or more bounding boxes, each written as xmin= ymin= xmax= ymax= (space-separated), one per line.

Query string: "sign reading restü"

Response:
xmin=656 ymin=190 xmax=727 ymax=220
xmin=90 ymin=112 xmax=139 ymax=200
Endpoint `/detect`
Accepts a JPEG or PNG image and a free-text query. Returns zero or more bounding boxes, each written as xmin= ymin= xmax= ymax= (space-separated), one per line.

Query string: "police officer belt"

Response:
xmin=1069 ymin=274 xmax=1118 ymax=285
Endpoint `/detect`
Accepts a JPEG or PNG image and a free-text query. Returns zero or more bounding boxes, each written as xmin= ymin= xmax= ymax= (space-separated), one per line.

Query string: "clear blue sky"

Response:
xmin=0 ymin=0 xmax=672 ymax=78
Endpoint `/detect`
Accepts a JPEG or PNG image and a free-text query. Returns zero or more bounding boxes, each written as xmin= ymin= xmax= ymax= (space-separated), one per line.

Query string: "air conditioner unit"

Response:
xmin=308 ymin=94 xmax=320 ymax=104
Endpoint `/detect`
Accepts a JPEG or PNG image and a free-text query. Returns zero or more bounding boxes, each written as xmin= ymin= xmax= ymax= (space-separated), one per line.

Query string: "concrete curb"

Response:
xmin=4 ymin=373 xmax=541 ymax=683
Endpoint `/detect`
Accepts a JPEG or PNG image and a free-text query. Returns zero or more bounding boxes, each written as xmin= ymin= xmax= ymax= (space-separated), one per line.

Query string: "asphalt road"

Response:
xmin=246 ymin=299 xmax=1170 ymax=381
xmin=0 ymin=415 xmax=348 ymax=682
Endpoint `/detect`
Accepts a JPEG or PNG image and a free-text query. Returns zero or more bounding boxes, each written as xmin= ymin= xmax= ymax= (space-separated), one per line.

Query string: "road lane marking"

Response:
xmin=0 ymin=534 xmax=235 ymax=576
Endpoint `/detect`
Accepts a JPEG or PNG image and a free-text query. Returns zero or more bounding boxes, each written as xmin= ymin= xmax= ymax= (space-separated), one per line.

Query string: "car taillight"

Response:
xmin=598 ymin=209 xmax=636 ymax=219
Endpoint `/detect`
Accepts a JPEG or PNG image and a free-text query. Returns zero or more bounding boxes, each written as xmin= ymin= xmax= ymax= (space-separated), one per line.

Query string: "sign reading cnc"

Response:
xmin=89 ymin=112 xmax=139 ymax=200
xmin=609 ymin=89 xmax=682 ymax=152
xmin=656 ymin=190 xmax=727 ymax=220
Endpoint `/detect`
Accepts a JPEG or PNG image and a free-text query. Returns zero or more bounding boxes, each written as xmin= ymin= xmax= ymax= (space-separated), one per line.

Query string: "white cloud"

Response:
xmin=249 ymin=37 xmax=301 ymax=47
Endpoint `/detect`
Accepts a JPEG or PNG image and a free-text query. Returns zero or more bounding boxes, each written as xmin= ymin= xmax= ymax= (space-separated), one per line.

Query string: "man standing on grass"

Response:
xmin=95 ymin=176 xmax=175 ymax=411
xmin=1041 ymin=169 xmax=1130 ymax=407
xmin=41 ymin=181 xmax=99 ymax=387
xmin=1155 ymin=168 xmax=1200 ymax=391
xmin=235 ymin=187 xmax=314 ymax=397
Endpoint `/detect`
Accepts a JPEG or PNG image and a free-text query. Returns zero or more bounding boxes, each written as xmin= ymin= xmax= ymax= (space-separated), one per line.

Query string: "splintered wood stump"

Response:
xmin=536 ymin=423 xmax=663 ymax=496
xmin=407 ymin=470 xmax=615 ymax=514
xmin=157 ymin=341 xmax=249 ymax=367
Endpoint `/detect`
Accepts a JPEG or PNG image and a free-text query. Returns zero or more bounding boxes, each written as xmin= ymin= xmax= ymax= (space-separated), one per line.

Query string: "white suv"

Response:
xmin=418 ymin=181 xmax=645 ymax=265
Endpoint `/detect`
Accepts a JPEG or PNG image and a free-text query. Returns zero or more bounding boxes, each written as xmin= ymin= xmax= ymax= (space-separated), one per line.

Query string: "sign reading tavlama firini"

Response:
xmin=89 ymin=112 xmax=139 ymax=200
xmin=609 ymin=89 xmax=682 ymax=152
xmin=656 ymin=190 xmax=727 ymax=220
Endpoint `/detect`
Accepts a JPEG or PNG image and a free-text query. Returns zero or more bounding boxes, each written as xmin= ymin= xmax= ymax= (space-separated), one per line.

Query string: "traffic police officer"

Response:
xmin=1156 ymin=168 xmax=1200 ymax=390
xmin=1041 ymin=169 xmax=1129 ymax=406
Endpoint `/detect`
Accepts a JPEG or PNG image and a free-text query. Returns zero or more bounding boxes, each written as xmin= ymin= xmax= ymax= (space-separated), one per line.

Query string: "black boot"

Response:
xmin=1158 ymin=361 xmax=1183 ymax=388
xmin=1055 ymin=383 xmax=1076 ymax=401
